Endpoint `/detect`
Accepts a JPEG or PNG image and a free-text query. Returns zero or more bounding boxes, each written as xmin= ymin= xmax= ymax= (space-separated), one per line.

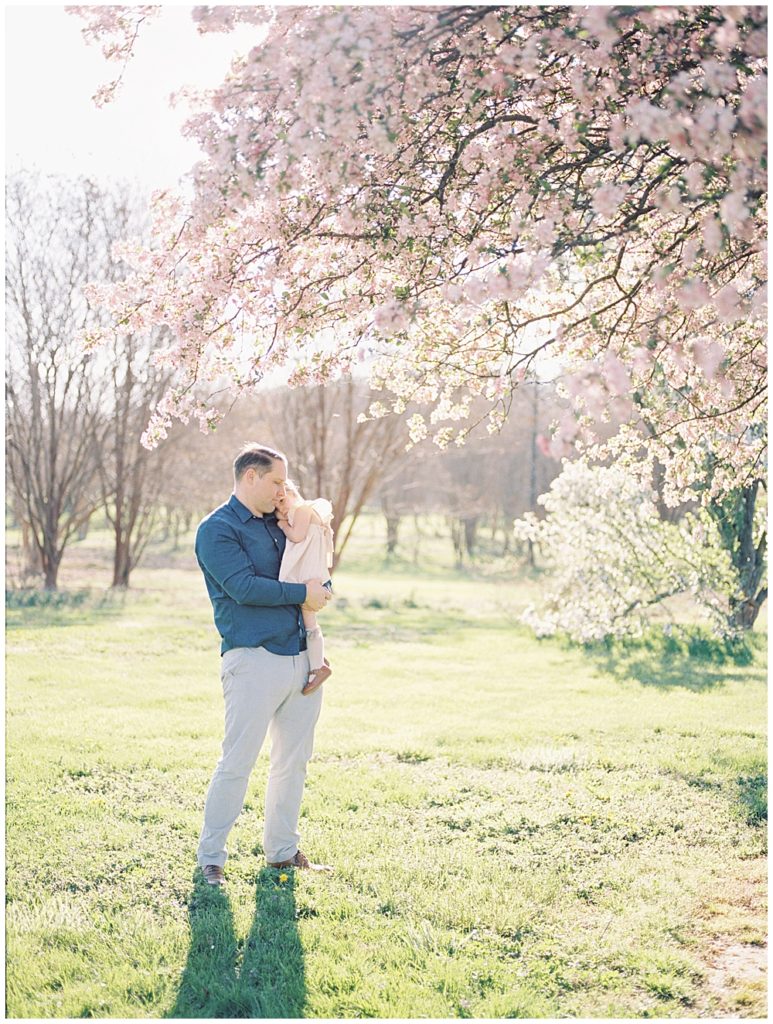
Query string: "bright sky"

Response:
xmin=5 ymin=5 xmax=566 ymax=384
xmin=5 ymin=5 xmax=261 ymax=190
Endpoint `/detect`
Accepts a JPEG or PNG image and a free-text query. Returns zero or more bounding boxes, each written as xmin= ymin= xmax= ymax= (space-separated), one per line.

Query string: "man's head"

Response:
xmin=233 ymin=443 xmax=288 ymax=517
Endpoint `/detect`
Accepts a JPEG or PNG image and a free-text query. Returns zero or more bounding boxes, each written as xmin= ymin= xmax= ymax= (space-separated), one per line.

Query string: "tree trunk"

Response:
xmin=450 ymin=518 xmax=464 ymax=569
xmin=21 ymin=520 xmax=43 ymax=577
xmin=112 ymin=536 xmax=132 ymax=589
xmin=708 ymin=479 xmax=767 ymax=631
xmin=385 ymin=514 xmax=400 ymax=557
xmin=462 ymin=516 xmax=478 ymax=557
xmin=42 ymin=556 xmax=60 ymax=591
xmin=729 ymin=589 xmax=767 ymax=630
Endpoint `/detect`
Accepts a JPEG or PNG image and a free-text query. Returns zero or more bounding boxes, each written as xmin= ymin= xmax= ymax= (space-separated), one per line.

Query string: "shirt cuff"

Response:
xmin=285 ymin=582 xmax=307 ymax=605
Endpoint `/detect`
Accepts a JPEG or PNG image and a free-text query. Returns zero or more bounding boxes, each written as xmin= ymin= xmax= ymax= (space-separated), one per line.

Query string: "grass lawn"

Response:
xmin=5 ymin=518 xmax=768 ymax=1018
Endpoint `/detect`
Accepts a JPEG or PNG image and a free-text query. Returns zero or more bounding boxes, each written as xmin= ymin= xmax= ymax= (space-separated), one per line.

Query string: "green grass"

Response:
xmin=5 ymin=521 xmax=768 ymax=1018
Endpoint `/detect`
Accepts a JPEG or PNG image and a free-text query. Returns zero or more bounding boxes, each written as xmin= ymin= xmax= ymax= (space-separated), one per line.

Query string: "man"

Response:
xmin=194 ymin=442 xmax=333 ymax=885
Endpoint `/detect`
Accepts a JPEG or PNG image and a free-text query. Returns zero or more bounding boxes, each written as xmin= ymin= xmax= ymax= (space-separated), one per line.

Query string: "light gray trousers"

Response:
xmin=196 ymin=645 xmax=323 ymax=868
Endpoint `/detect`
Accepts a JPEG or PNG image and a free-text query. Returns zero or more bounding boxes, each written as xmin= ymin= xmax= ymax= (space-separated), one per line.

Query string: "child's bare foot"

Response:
xmin=303 ymin=659 xmax=331 ymax=696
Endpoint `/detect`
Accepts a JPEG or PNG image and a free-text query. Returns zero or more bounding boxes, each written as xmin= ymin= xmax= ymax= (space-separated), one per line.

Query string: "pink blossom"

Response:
xmin=719 ymin=191 xmax=750 ymax=233
xmin=534 ymin=217 xmax=557 ymax=247
xmin=683 ymin=163 xmax=704 ymax=198
xmin=582 ymin=7 xmax=619 ymax=49
xmin=556 ymin=409 xmax=578 ymax=441
xmin=601 ymin=351 xmax=631 ymax=396
xmin=700 ymin=59 xmax=737 ymax=96
xmin=591 ymin=183 xmax=625 ymax=219
xmin=750 ymin=283 xmax=767 ymax=317
xmin=463 ymin=276 xmax=489 ymax=305
xmin=632 ymin=346 xmax=653 ymax=375
xmin=610 ymin=396 xmax=633 ymax=422
xmin=713 ymin=284 xmax=741 ymax=322
xmin=677 ymin=279 xmax=711 ymax=311
xmin=373 ymin=300 xmax=410 ymax=334
xmin=692 ymin=338 xmax=725 ymax=380
xmin=608 ymin=114 xmax=626 ymax=152
xmin=625 ymin=99 xmax=664 ymax=142
xmin=701 ymin=216 xmax=724 ymax=255
xmin=682 ymin=239 xmax=699 ymax=269
xmin=654 ymin=186 xmax=684 ymax=214
xmin=536 ymin=433 xmax=552 ymax=458
xmin=737 ymin=73 xmax=769 ymax=131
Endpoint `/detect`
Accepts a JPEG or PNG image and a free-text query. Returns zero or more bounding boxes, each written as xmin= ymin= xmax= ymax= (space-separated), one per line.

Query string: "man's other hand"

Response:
xmin=302 ymin=579 xmax=329 ymax=612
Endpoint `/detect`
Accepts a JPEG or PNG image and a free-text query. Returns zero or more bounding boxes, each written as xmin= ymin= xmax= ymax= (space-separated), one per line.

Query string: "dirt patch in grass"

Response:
xmin=704 ymin=939 xmax=767 ymax=1006
xmin=693 ymin=863 xmax=767 ymax=1018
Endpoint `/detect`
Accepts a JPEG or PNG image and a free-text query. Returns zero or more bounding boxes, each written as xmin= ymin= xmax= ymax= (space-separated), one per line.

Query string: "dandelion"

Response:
xmin=279 ymin=873 xmax=289 ymax=883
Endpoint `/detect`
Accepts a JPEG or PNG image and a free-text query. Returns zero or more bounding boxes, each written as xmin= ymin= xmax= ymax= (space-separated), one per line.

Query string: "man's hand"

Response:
xmin=302 ymin=579 xmax=330 ymax=612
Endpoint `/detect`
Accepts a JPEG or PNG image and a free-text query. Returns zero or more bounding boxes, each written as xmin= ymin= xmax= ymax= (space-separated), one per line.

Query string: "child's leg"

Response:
xmin=301 ymin=607 xmax=326 ymax=672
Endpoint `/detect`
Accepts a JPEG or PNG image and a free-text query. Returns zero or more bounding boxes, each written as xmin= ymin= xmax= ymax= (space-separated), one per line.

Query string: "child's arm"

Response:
xmin=276 ymin=504 xmax=312 ymax=543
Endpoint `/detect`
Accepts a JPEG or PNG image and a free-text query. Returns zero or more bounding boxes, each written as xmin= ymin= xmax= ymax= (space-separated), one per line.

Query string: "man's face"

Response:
xmin=246 ymin=459 xmax=288 ymax=514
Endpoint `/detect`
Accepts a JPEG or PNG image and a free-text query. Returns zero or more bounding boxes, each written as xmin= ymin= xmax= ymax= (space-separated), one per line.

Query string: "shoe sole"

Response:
xmin=302 ymin=664 xmax=332 ymax=696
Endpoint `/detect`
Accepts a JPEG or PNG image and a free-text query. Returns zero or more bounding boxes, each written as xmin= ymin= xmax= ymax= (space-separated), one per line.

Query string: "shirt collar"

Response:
xmin=228 ymin=493 xmax=277 ymax=524
xmin=228 ymin=493 xmax=256 ymax=523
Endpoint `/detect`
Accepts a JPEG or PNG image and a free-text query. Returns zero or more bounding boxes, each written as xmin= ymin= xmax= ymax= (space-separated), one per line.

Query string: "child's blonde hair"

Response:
xmin=284 ymin=479 xmax=303 ymax=500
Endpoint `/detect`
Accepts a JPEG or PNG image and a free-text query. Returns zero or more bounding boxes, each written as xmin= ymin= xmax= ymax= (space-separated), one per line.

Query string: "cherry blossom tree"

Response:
xmin=513 ymin=459 xmax=745 ymax=641
xmin=70 ymin=5 xmax=767 ymax=509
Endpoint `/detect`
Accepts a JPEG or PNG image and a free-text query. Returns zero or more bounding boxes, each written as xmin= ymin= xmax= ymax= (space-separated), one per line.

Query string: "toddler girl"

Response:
xmin=276 ymin=481 xmax=334 ymax=696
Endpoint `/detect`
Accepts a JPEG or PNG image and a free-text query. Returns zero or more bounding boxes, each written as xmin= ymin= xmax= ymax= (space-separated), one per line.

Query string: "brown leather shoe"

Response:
xmin=267 ymin=849 xmax=333 ymax=872
xmin=302 ymin=658 xmax=332 ymax=696
xmin=202 ymin=864 xmax=225 ymax=885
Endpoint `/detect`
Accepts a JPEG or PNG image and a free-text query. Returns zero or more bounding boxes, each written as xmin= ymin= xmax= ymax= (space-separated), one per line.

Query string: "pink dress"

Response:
xmin=278 ymin=499 xmax=335 ymax=583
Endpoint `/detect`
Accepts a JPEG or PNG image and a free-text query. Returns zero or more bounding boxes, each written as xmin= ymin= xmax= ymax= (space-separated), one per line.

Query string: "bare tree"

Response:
xmin=99 ymin=331 xmax=176 ymax=587
xmin=154 ymin=399 xmax=275 ymax=545
xmin=260 ymin=379 xmax=409 ymax=569
xmin=5 ymin=172 xmax=180 ymax=590
xmin=6 ymin=173 xmax=111 ymax=589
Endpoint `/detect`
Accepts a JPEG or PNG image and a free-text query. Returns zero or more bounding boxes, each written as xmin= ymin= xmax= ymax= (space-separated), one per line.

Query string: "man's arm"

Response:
xmin=196 ymin=519 xmax=307 ymax=607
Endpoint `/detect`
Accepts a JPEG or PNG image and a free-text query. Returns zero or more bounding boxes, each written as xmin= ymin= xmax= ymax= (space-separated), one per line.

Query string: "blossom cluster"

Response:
xmin=513 ymin=459 xmax=742 ymax=641
xmin=68 ymin=4 xmax=766 ymax=502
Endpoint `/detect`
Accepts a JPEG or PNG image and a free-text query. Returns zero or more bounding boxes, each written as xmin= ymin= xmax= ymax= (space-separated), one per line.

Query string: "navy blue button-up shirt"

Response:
xmin=195 ymin=494 xmax=308 ymax=656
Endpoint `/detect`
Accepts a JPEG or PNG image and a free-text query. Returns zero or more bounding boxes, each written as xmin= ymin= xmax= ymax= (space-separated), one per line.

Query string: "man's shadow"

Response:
xmin=168 ymin=867 xmax=306 ymax=1018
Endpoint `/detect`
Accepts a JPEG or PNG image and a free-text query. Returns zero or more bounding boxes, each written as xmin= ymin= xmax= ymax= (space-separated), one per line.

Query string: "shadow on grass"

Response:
xmin=575 ymin=626 xmax=763 ymax=692
xmin=668 ymin=760 xmax=767 ymax=832
xmin=736 ymin=772 xmax=768 ymax=825
xmin=168 ymin=868 xmax=305 ymax=1019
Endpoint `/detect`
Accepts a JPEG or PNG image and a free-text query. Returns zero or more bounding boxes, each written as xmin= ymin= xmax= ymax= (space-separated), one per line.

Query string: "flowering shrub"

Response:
xmin=513 ymin=459 xmax=740 ymax=641
xmin=68 ymin=5 xmax=766 ymax=508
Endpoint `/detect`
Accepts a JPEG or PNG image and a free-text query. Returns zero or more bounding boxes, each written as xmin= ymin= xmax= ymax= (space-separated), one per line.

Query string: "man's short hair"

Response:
xmin=233 ymin=443 xmax=287 ymax=481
